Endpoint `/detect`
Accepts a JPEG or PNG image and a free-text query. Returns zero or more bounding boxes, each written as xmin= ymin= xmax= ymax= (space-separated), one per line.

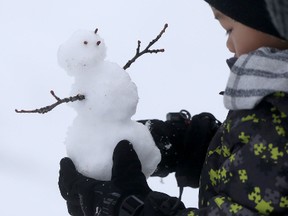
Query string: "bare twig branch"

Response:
xmin=15 ymin=90 xmax=85 ymax=114
xmin=123 ymin=23 xmax=168 ymax=70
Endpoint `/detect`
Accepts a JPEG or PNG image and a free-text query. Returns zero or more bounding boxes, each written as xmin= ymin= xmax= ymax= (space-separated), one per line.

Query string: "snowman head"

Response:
xmin=58 ymin=29 xmax=107 ymax=75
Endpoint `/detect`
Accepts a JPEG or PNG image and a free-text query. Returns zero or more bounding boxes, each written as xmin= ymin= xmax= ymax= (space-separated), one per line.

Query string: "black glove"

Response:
xmin=139 ymin=110 xmax=221 ymax=188
xmin=59 ymin=157 xmax=100 ymax=215
xmin=59 ymin=140 xmax=151 ymax=216
xmin=138 ymin=110 xmax=191 ymax=177
xmin=175 ymin=112 xmax=221 ymax=188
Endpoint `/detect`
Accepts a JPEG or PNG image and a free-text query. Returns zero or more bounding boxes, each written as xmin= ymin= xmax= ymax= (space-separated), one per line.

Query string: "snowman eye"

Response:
xmin=83 ymin=41 xmax=88 ymax=45
xmin=96 ymin=41 xmax=101 ymax=46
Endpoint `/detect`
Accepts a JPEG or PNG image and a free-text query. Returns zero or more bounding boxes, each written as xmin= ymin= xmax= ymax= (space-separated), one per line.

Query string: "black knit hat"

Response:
xmin=204 ymin=0 xmax=283 ymax=39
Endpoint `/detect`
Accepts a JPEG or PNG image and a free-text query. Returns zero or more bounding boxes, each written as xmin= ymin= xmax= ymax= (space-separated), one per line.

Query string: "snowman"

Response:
xmin=57 ymin=29 xmax=161 ymax=181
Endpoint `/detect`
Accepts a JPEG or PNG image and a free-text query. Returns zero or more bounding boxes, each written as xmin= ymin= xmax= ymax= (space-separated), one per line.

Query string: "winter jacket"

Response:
xmin=181 ymin=48 xmax=288 ymax=215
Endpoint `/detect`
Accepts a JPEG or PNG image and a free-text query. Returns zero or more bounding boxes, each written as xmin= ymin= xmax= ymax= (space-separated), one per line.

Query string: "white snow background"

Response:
xmin=1 ymin=0 xmax=230 ymax=215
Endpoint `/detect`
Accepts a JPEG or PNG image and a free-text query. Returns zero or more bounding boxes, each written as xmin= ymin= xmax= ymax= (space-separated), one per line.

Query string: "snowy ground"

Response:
xmin=1 ymin=0 xmax=230 ymax=215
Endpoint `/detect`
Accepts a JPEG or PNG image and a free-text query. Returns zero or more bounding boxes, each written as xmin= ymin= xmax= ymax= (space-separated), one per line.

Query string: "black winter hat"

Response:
xmin=204 ymin=0 xmax=283 ymax=39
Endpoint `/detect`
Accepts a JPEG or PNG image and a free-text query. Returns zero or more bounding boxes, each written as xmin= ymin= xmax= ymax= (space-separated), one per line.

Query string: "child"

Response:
xmin=58 ymin=0 xmax=288 ymax=215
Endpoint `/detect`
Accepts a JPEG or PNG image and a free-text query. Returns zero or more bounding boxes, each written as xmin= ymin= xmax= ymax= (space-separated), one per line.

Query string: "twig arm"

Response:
xmin=15 ymin=91 xmax=85 ymax=114
xmin=123 ymin=23 xmax=168 ymax=70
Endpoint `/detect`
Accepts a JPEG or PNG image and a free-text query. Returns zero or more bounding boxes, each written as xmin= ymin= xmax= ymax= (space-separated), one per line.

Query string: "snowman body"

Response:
xmin=58 ymin=29 xmax=161 ymax=180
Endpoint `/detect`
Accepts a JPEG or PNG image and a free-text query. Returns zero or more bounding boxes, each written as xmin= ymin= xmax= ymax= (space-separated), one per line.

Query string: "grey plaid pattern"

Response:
xmin=224 ymin=47 xmax=288 ymax=110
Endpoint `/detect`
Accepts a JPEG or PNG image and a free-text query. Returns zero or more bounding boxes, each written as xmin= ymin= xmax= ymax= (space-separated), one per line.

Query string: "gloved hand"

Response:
xmin=139 ymin=110 xmax=221 ymax=188
xmin=59 ymin=140 xmax=151 ymax=216
xmin=137 ymin=110 xmax=191 ymax=177
xmin=175 ymin=112 xmax=221 ymax=188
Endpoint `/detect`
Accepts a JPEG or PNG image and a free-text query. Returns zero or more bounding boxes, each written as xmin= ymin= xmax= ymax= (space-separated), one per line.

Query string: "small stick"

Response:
xmin=123 ymin=23 xmax=168 ymax=70
xmin=15 ymin=91 xmax=85 ymax=114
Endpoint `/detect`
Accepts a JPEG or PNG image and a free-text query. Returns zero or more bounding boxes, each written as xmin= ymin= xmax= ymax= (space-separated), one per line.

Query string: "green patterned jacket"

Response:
xmin=189 ymin=92 xmax=288 ymax=215
xmin=183 ymin=48 xmax=288 ymax=215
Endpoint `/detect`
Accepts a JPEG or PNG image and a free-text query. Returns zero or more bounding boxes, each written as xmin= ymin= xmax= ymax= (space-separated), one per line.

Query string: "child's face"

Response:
xmin=212 ymin=8 xmax=288 ymax=57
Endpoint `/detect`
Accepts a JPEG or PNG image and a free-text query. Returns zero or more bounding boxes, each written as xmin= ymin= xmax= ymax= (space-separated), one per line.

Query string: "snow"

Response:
xmin=58 ymin=29 xmax=161 ymax=180
xmin=1 ymin=0 xmax=231 ymax=215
